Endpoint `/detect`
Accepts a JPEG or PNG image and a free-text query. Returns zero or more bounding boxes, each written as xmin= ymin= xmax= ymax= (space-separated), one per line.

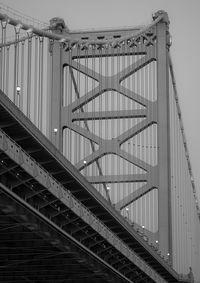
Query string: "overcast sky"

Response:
xmin=1 ymin=0 xmax=200 ymax=200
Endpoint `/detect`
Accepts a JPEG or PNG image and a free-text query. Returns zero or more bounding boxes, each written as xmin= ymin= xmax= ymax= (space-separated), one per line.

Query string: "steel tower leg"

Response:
xmin=156 ymin=11 xmax=172 ymax=259
xmin=48 ymin=18 xmax=68 ymax=151
xmin=48 ymin=41 xmax=62 ymax=150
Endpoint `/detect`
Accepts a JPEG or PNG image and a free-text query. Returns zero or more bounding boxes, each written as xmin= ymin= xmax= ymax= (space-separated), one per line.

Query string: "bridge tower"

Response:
xmin=48 ymin=11 xmax=172 ymax=260
xmin=1 ymin=5 xmax=200 ymax=281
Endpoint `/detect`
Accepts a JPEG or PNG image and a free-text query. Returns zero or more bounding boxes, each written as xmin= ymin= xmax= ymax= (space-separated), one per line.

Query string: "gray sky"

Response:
xmin=1 ymin=0 xmax=200 ymax=199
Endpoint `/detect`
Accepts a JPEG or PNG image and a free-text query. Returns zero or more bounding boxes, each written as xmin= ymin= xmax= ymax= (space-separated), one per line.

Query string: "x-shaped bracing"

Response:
xmin=62 ymin=46 xmax=158 ymax=211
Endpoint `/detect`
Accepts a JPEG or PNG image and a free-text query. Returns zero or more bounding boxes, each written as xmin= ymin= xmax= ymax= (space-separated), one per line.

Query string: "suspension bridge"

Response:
xmin=0 ymin=6 xmax=200 ymax=283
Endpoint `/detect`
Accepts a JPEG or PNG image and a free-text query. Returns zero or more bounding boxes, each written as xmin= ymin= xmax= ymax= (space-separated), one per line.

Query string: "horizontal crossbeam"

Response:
xmin=72 ymin=109 xmax=147 ymax=121
xmin=87 ymin=174 xmax=147 ymax=184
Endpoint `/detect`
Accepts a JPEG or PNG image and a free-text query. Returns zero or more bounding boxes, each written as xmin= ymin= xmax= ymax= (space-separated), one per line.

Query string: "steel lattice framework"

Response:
xmin=48 ymin=10 xmax=171 ymax=258
xmin=0 ymin=8 xmax=200 ymax=283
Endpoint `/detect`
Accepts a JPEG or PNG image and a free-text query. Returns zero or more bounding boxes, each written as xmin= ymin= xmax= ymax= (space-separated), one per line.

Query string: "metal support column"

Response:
xmin=156 ymin=11 xmax=172 ymax=259
xmin=48 ymin=18 xmax=68 ymax=151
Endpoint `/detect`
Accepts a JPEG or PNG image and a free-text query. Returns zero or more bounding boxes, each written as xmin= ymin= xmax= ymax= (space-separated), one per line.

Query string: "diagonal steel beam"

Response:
xmin=68 ymin=59 xmax=101 ymax=82
xmin=117 ymin=118 xmax=154 ymax=144
xmin=65 ymin=122 xmax=101 ymax=145
xmin=117 ymin=148 xmax=150 ymax=172
xmin=115 ymin=184 xmax=152 ymax=210
xmin=117 ymin=50 xmax=156 ymax=83
xmin=118 ymin=85 xmax=149 ymax=107
xmin=66 ymin=85 xmax=104 ymax=112
xmin=75 ymin=147 xmax=105 ymax=171
xmin=0 ymin=164 xmax=18 ymax=175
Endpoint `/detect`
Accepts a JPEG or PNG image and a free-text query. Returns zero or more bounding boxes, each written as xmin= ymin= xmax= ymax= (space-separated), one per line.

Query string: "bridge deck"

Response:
xmin=0 ymin=184 xmax=117 ymax=283
xmin=0 ymin=90 xmax=189 ymax=282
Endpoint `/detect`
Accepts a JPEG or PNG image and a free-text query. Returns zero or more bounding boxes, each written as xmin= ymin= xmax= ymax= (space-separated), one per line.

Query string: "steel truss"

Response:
xmin=48 ymin=10 xmax=171 ymax=258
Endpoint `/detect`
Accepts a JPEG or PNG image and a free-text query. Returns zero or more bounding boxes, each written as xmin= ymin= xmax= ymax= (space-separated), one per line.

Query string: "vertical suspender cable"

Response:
xmin=34 ymin=36 xmax=38 ymax=125
xmin=117 ymin=47 xmax=119 ymax=204
xmin=99 ymin=47 xmax=102 ymax=193
xmin=151 ymin=51 xmax=154 ymax=233
xmin=172 ymin=75 xmax=176 ymax=267
xmin=38 ymin=37 xmax=44 ymax=131
xmin=145 ymin=45 xmax=147 ymax=230
xmin=122 ymin=43 xmax=125 ymax=212
xmin=78 ymin=47 xmax=81 ymax=166
xmin=149 ymin=56 xmax=152 ymax=189
xmin=92 ymin=47 xmax=95 ymax=180
xmin=73 ymin=48 xmax=77 ymax=164
xmin=47 ymin=39 xmax=53 ymax=141
xmin=135 ymin=45 xmax=138 ymax=224
xmin=0 ymin=21 xmax=4 ymax=90
xmin=63 ymin=50 xmax=67 ymax=158
xmin=176 ymin=92 xmax=180 ymax=271
xmin=174 ymin=84 xmax=178 ymax=270
xmin=105 ymin=46 xmax=108 ymax=197
xmin=155 ymin=49 xmax=158 ymax=233
xmin=1 ymin=20 xmax=7 ymax=92
xmin=127 ymin=43 xmax=131 ymax=218
xmin=111 ymin=46 xmax=115 ymax=201
xmin=5 ymin=45 xmax=10 ymax=96
xmin=20 ymin=41 xmax=25 ymax=111
xmin=27 ymin=32 xmax=32 ymax=118
xmin=13 ymin=25 xmax=20 ymax=106
xmin=0 ymin=34 xmax=2 ymax=89
xmin=152 ymin=44 xmax=156 ymax=234
xmin=139 ymin=41 xmax=142 ymax=227
xmin=74 ymin=47 xmax=77 ymax=164
xmin=69 ymin=48 xmax=72 ymax=163
xmin=84 ymin=48 xmax=88 ymax=176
